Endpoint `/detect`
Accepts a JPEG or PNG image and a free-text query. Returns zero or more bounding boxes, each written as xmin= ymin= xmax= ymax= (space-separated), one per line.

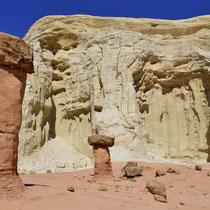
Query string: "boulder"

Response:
xmin=123 ymin=166 xmax=143 ymax=178
xmin=146 ymin=180 xmax=167 ymax=202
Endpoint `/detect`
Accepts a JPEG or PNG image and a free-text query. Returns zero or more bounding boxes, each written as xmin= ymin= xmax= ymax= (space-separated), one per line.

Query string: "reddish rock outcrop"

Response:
xmin=0 ymin=32 xmax=33 ymax=195
xmin=88 ymin=135 xmax=115 ymax=180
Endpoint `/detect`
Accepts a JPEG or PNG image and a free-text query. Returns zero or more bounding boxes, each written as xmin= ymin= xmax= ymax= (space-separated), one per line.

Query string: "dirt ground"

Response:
xmin=0 ymin=161 xmax=210 ymax=210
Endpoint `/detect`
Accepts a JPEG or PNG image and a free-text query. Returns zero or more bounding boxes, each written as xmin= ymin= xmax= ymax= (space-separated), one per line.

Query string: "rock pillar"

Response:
xmin=88 ymin=135 xmax=115 ymax=180
xmin=0 ymin=32 xmax=33 ymax=195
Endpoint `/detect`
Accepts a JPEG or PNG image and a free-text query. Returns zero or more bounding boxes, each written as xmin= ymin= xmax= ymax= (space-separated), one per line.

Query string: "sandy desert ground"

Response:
xmin=0 ymin=161 xmax=210 ymax=210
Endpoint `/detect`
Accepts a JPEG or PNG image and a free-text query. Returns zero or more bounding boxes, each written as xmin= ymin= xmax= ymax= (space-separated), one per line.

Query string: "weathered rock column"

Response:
xmin=88 ymin=135 xmax=115 ymax=180
xmin=0 ymin=32 xmax=33 ymax=195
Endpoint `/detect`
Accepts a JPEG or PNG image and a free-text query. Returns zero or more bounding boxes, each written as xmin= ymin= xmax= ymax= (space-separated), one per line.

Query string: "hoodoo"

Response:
xmin=88 ymin=135 xmax=115 ymax=179
xmin=0 ymin=32 xmax=33 ymax=195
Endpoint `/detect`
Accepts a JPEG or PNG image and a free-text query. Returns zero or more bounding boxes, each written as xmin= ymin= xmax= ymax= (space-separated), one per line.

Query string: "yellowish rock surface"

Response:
xmin=18 ymin=15 xmax=210 ymax=173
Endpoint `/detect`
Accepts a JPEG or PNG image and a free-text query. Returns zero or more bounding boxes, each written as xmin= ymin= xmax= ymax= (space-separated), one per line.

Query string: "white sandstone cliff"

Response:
xmin=18 ymin=15 xmax=210 ymax=173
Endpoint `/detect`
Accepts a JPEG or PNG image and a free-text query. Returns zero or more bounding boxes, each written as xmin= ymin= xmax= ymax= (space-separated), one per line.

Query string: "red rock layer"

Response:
xmin=0 ymin=32 xmax=33 ymax=196
xmin=93 ymin=145 xmax=113 ymax=180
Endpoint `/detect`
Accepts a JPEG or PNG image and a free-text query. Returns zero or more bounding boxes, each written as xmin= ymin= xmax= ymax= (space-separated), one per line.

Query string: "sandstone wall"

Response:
xmin=18 ymin=15 xmax=210 ymax=173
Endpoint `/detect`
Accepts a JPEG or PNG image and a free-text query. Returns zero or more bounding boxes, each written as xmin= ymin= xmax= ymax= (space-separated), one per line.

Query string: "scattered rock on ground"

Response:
xmin=155 ymin=170 xmax=166 ymax=177
xmin=125 ymin=161 xmax=138 ymax=167
xmin=121 ymin=162 xmax=143 ymax=178
xmin=154 ymin=194 xmax=167 ymax=203
xmin=98 ymin=185 xmax=108 ymax=191
xmin=146 ymin=180 xmax=167 ymax=202
xmin=67 ymin=187 xmax=75 ymax=192
xmin=123 ymin=167 xmax=143 ymax=178
xmin=207 ymin=172 xmax=210 ymax=176
xmin=87 ymin=180 xmax=96 ymax=183
xmin=167 ymin=168 xmax=176 ymax=174
xmin=195 ymin=165 xmax=202 ymax=171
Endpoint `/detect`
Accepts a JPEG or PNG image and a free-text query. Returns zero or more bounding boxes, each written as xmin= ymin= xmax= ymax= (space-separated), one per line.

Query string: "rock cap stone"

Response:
xmin=0 ymin=32 xmax=33 ymax=73
xmin=88 ymin=135 xmax=115 ymax=147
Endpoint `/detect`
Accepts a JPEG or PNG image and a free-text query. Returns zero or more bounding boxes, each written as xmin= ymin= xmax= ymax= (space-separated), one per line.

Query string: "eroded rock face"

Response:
xmin=0 ymin=32 xmax=33 ymax=194
xmin=19 ymin=15 xmax=210 ymax=173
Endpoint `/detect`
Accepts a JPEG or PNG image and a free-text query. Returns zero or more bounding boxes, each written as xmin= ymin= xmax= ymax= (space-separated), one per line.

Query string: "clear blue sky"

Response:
xmin=1 ymin=0 xmax=210 ymax=38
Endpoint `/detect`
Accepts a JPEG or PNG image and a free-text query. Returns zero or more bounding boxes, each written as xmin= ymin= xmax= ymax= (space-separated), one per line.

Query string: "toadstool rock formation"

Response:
xmin=88 ymin=135 xmax=115 ymax=180
xmin=0 ymin=32 xmax=33 ymax=195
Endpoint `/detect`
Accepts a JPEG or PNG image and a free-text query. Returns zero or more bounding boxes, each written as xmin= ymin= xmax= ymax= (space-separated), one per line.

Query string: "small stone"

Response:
xmin=155 ymin=170 xmax=166 ymax=177
xmin=154 ymin=194 xmax=167 ymax=203
xmin=125 ymin=161 xmax=138 ymax=167
xmin=180 ymin=202 xmax=185 ymax=205
xmin=57 ymin=163 xmax=66 ymax=168
xmin=195 ymin=165 xmax=202 ymax=171
xmin=67 ymin=187 xmax=75 ymax=192
xmin=87 ymin=179 xmax=96 ymax=183
xmin=167 ymin=168 xmax=176 ymax=174
xmin=207 ymin=172 xmax=210 ymax=176
xmin=98 ymin=185 xmax=108 ymax=191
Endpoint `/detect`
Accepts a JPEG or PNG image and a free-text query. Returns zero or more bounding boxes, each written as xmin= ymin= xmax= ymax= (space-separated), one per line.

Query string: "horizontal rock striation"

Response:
xmin=19 ymin=15 xmax=210 ymax=173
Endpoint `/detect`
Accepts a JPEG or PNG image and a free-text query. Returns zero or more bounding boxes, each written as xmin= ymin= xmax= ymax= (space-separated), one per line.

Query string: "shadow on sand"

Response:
xmin=24 ymin=183 xmax=50 ymax=187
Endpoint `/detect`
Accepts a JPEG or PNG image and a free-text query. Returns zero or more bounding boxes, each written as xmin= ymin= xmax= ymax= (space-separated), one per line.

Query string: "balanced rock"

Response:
xmin=0 ymin=32 xmax=33 ymax=195
xmin=88 ymin=135 xmax=114 ymax=147
xmin=88 ymin=135 xmax=115 ymax=180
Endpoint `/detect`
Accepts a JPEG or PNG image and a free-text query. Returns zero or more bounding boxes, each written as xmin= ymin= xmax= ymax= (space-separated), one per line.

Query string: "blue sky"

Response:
xmin=1 ymin=0 xmax=210 ymax=38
